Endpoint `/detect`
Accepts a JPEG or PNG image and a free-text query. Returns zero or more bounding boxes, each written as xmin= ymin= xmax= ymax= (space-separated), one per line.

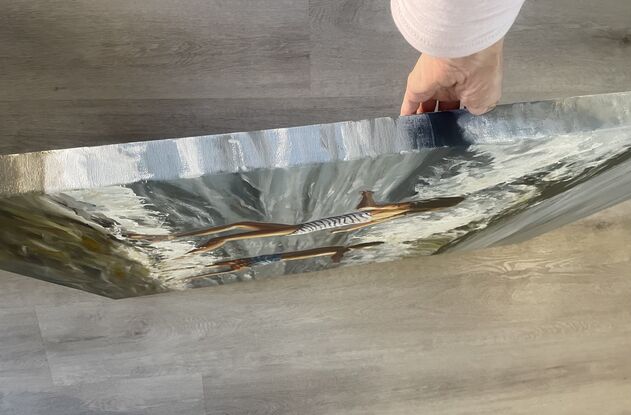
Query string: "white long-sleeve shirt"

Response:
xmin=391 ymin=0 xmax=525 ymax=58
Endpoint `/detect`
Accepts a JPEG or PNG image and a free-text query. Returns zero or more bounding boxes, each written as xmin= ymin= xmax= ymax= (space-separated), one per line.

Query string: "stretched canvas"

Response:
xmin=1 ymin=92 xmax=630 ymax=298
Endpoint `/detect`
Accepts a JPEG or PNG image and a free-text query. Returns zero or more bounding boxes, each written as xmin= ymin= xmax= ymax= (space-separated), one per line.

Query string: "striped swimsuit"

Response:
xmin=290 ymin=211 xmax=372 ymax=236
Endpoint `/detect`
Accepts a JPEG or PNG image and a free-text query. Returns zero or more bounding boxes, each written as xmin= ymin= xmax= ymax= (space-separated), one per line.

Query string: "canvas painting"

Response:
xmin=1 ymin=92 xmax=630 ymax=298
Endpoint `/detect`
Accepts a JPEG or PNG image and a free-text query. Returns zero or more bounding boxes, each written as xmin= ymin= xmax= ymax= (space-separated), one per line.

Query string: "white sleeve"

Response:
xmin=391 ymin=0 xmax=525 ymax=58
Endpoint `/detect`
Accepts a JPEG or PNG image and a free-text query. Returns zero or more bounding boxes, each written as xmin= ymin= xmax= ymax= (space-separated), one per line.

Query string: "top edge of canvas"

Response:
xmin=1 ymin=91 xmax=630 ymax=196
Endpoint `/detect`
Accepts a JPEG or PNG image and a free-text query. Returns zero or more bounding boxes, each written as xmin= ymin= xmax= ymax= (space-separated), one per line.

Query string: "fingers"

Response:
xmin=418 ymin=99 xmax=437 ymax=113
xmin=462 ymin=91 xmax=500 ymax=114
xmin=462 ymin=88 xmax=501 ymax=115
xmin=404 ymin=98 xmax=462 ymax=115
xmin=437 ymin=100 xmax=461 ymax=111
xmin=400 ymin=96 xmax=420 ymax=116
xmin=460 ymin=70 xmax=502 ymax=115
xmin=465 ymin=104 xmax=497 ymax=115
xmin=415 ymin=99 xmax=460 ymax=114
xmin=400 ymin=67 xmax=460 ymax=115
xmin=401 ymin=87 xmax=433 ymax=115
xmin=400 ymin=65 xmax=437 ymax=115
xmin=400 ymin=47 xmax=502 ymax=116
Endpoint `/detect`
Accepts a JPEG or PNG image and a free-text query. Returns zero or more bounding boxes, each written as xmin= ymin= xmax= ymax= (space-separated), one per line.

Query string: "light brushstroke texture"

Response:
xmin=1 ymin=93 xmax=631 ymax=298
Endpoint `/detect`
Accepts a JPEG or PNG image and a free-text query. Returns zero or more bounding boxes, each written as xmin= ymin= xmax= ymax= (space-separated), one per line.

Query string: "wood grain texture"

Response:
xmin=36 ymin=258 xmax=631 ymax=386
xmin=0 ymin=308 xmax=52 ymax=393
xmin=308 ymin=0 xmax=417 ymax=98
xmin=0 ymin=374 xmax=205 ymax=415
xmin=503 ymin=0 xmax=631 ymax=103
xmin=1 ymin=0 xmax=631 ymax=413
xmin=0 ymin=272 xmax=106 ymax=310
xmin=1 ymin=0 xmax=310 ymax=100
xmin=0 ymin=97 xmax=399 ymax=155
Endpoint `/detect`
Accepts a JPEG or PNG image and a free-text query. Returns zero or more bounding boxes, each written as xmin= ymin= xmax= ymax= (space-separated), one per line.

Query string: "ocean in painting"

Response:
xmin=2 ymin=121 xmax=631 ymax=298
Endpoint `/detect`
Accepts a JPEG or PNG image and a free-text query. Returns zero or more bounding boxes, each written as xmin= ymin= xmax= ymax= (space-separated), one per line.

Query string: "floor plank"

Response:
xmin=0 ymin=308 xmax=52 ymax=392
xmin=503 ymin=0 xmax=631 ymax=102
xmin=0 ymin=271 xmax=108 ymax=309
xmin=308 ymin=0 xmax=417 ymax=98
xmin=0 ymin=374 xmax=204 ymax=415
xmin=35 ymin=255 xmax=631 ymax=411
xmin=1 ymin=0 xmax=310 ymax=100
xmin=202 ymin=339 xmax=631 ymax=415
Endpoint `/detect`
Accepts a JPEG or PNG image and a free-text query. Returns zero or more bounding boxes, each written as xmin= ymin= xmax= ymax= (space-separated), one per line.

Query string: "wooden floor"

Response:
xmin=1 ymin=0 xmax=631 ymax=413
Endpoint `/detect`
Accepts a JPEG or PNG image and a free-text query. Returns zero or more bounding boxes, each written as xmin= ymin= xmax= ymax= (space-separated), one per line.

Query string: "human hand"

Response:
xmin=401 ymin=39 xmax=504 ymax=116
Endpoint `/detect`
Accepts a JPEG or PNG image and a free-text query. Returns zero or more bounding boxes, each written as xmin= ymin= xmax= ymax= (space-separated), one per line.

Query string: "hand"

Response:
xmin=401 ymin=39 xmax=504 ymax=116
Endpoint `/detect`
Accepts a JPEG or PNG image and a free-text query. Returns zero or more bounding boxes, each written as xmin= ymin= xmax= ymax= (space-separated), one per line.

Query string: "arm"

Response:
xmin=391 ymin=0 xmax=525 ymax=115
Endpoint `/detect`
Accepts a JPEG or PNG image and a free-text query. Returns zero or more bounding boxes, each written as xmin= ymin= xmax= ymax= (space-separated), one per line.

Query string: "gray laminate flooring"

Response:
xmin=1 ymin=0 xmax=631 ymax=414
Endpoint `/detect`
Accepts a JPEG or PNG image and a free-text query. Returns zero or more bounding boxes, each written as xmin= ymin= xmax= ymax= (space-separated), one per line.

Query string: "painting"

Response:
xmin=1 ymin=91 xmax=630 ymax=298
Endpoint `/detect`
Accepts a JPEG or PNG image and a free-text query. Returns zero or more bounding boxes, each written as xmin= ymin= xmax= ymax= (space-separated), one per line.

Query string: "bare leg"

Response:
xmin=126 ymin=221 xmax=290 ymax=241
xmin=281 ymin=250 xmax=340 ymax=261
xmin=186 ymin=227 xmax=298 ymax=255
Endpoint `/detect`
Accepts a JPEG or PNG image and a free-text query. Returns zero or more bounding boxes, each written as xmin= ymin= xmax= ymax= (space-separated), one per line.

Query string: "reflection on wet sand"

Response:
xmin=187 ymin=241 xmax=385 ymax=281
